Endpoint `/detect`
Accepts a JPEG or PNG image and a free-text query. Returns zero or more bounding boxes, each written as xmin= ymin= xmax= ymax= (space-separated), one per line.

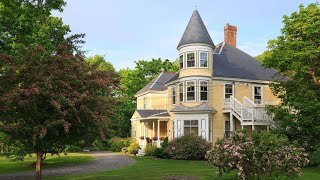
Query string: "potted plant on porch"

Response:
xmin=152 ymin=137 xmax=158 ymax=141
xmin=139 ymin=136 xmax=144 ymax=140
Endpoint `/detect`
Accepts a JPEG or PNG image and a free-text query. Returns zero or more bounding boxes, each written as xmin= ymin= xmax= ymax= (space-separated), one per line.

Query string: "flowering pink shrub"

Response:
xmin=207 ymin=131 xmax=309 ymax=179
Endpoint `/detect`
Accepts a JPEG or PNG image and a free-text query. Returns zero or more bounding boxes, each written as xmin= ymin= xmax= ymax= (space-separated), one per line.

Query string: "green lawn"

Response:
xmin=47 ymin=156 xmax=320 ymax=180
xmin=0 ymin=153 xmax=95 ymax=174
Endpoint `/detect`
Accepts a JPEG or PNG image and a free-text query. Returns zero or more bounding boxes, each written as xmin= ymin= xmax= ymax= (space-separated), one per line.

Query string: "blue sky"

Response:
xmin=54 ymin=0 xmax=316 ymax=70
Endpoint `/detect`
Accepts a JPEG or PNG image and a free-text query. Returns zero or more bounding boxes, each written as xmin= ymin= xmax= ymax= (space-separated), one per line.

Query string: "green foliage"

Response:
xmin=144 ymin=143 xmax=157 ymax=156
xmin=127 ymin=142 xmax=140 ymax=154
xmin=153 ymin=137 xmax=169 ymax=158
xmin=262 ymin=3 xmax=320 ymax=152
xmin=255 ymin=50 xmax=272 ymax=62
xmin=0 ymin=34 xmax=119 ymax=163
xmin=0 ymin=0 xmax=70 ymax=59
xmin=86 ymin=55 xmax=115 ymax=72
xmin=108 ymin=137 xmax=132 ymax=152
xmin=64 ymin=145 xmax=82 ymax=152
xmin=309 ymin=146 xmax=320 ymax=167
xmin=166 ymin=135 xmax=210 ymax=160
xmin=207 ymin=131 xmax=309 ymax=179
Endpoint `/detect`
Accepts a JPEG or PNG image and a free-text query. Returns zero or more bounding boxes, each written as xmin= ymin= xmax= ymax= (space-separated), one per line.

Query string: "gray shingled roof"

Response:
xmin=136 ymin=72 xmax=176 ymax=96
xmin=177 ymin=10 xmax=214 ymax=49
xmin=166 ymin=72 xmax=179 ymax=84
xmin=171 ymin=103 xmax=216 ymax=113
xmin=136 ymin=110 xmax=170 ymax=118
xmin=213 ymin=43 xmax=281 ymax=81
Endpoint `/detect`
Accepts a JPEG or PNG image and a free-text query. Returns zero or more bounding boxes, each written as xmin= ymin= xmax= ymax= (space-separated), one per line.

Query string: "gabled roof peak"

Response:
xmin=177 ymin=10 xmax=215 ymax=49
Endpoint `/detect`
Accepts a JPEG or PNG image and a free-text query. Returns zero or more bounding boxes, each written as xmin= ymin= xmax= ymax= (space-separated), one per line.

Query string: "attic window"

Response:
xmin=180 ymin=54 xmax=184 ymax=69
xmin=199 ymin=52 xmax=208 ymax=67
xmin=187 ymin=52 xmax=195 ymax=68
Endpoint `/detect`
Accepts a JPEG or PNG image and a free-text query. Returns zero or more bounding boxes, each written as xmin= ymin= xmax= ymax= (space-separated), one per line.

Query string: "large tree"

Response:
xmin=262 ymin=3 xmax=320 ymax=152
xmin=86 ymin=55 xmax=115 ymax=72
xmin=0 ymin=0 xmax=119 ymax=179
xmin=0 ymin=35 xmax=119 ymax=179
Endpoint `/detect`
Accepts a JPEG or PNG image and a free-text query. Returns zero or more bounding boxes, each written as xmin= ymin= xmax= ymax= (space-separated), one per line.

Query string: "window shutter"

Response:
xmin=177 ymin=120 xmax=181 ymax=137
xmin=200 ymin=119 xmax=206 ymax=140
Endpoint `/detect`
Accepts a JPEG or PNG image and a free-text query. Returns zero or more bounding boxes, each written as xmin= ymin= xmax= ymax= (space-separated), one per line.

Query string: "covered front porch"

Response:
xmin=131 ymin=109 xmax=170 ymax=148
xmin=139 ymin=119 xmax=168 ymax=147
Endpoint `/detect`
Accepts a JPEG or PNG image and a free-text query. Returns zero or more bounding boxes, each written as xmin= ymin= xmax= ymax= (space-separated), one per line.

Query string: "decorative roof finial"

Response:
xmin=195 ymin=0 xmax=198 ymax=10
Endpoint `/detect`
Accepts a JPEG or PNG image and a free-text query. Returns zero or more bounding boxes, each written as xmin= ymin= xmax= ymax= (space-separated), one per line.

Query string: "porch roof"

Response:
xmin=136 ymin=109 xmax=170 ymax=118
xmin=170 ymin=103 xmax=216 ymax=113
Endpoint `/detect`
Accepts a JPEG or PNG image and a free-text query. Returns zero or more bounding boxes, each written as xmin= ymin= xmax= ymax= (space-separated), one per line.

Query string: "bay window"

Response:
xmin=186 ymin=81 xmax=195 ymax=101
xmin=184 ymin=120 xmax=198 ymax=136
xmin=186 ymin=52 xmax=195 ymax=67
xmin=200 ymin=81 xmax=208 ymax=101
xmin=199 ymin=51 xmax=208 ymax=67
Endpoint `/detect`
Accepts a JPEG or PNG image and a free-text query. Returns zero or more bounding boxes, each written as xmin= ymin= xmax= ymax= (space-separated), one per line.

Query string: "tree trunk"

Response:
xmin=36 ymin=152 xmax=42 ymax=180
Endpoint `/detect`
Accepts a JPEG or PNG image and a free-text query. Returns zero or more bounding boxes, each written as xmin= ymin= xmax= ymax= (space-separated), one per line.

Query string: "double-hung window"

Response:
xmin=200 ymin=81 xmax=208 ymax=101
xmin=186 ymin=81 xmax=195 ymax=101
xmin=253 ymin=86 xmax=262 ymax=104
xmin=179 ymin=54 xmax=184 ymax=69
xmin=179 ymin=82 xmax=184 ymax=102
xmin=199 ymin=51 xmax=208 ymax=67
xmin=186 ymin=52 xmax=195 ymax=68
xmin=184 ymin=120 xmax=198 ymax=136
xmin=172 ymin=86 xmax=176 ymax=105
xmin=224 ymin=84 xmax=233 ymax=100
xmin=224 ymin=121 xmax=230 ymax=138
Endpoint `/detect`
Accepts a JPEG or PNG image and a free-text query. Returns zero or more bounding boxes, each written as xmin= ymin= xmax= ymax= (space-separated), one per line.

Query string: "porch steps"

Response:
xmin=136 ymin=145 xmax=146 ymax=156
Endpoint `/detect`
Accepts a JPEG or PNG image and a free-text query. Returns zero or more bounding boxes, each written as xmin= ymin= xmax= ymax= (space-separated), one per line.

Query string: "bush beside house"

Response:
xmin=207 ymin=131 xmax=309 ymax=179
xmin=166 ymin=135 xmax=210 ymax=160
xmin=108 ymin=137 xmax=132 ymax=152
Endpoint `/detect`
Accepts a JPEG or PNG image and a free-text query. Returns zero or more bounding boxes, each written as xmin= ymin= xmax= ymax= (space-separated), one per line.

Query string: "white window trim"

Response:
xmin=185 ymin=80 xmax=196 ymax=102
xmin=199 ymin=80 xmax=209 ymax=102
xmin=172 ymin=86 xmax=176 ymax=105
xmin=252 ymin=85 xmax=263 ymax=105
xmin=224 ymin=83 xmax=234 ymax=99
xmin=179 ymin=82 xmax=184 ymax=102
xmin=198 ymin=51 xmax=209 ymax=68
xmin=179 ymin=53 xmax=184 ymax=69
xmin=186 ymin=51 xmax=196 ymax=69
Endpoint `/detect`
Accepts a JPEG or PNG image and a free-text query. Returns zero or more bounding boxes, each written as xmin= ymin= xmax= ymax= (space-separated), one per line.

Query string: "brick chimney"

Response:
xmin=224 ymin=23 xmax=237 ymax=47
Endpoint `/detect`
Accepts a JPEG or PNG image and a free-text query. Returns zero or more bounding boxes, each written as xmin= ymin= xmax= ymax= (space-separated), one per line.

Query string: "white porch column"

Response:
xmin=157 ymin=120 xmax=160 ymax=139
xmin=267 ymin=125 xmax=270 ymax=132
xmin=152 ymin=121 xmax=155 ymax=137
xmin=144 ymin=122 xmax=146 ymax=138
xmin=252 ymin=125 xmax=255 ymax=131
xmin=230 ymin=114 xmax=234 ymax=132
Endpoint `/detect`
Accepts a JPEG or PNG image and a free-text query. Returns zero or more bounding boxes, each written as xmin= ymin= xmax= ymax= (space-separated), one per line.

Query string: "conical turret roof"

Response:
xmin=177 ymin=10 xmax=215 ymax=49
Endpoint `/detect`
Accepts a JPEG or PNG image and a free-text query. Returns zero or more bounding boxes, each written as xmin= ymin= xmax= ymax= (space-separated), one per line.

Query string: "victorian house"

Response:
xmin=131 ymin=9 xmax=281 ymax=151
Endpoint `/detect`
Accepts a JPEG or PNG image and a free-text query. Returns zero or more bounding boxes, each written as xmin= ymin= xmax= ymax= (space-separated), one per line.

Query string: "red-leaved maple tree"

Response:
xmin=0 ymin=34 xmax=119 ymax=179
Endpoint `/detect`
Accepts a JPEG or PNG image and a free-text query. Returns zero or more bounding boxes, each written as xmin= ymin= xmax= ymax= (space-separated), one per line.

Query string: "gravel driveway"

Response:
xmin=0 ymin=152 xmax=135 ymax=180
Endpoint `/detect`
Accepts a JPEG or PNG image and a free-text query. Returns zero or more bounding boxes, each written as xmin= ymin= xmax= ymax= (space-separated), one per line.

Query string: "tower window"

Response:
xmin=186 ymin=81 xmax=195 ymax=101
xmin=187 ymin=52 xmax=195 ymax=67
xmin=179 ymin=82 xmax=184 ymax=102
xmin=199 ymin=52 xmax=208 ymax=67
xmin=200 ymin=81 xmax=208 ymax=101
xmin=179 ymin=54 xmax=184 ymax=69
